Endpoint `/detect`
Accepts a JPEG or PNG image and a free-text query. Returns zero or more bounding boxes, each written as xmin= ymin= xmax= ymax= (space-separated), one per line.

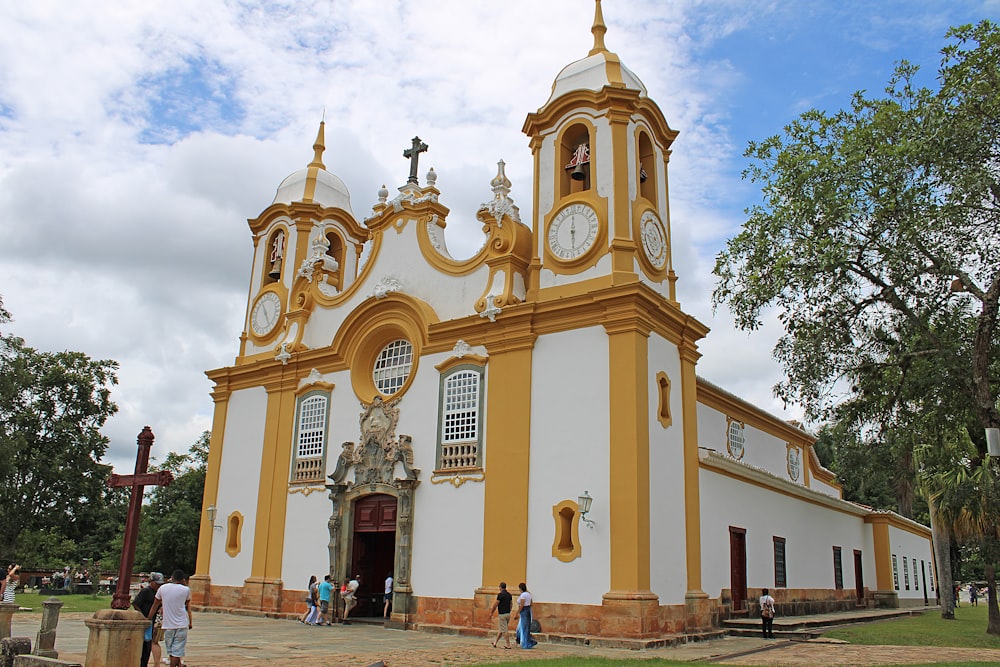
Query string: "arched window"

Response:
xmin=325 ymin=231 xmax=345 ymax=290
xmin=638 ymin=131 xmax=657 ymax=206
xmin=436 ymin=365 xmax=484 ymax=470
xmin=291 ymin=392 xmax=329 ymax=483
xmin=373 ymin=339 xmax=414 ymax=396
xmin=560 ymin=124 xmax=592 ymax=197
xmin=262 ymin=228 xmax=286 ymax=286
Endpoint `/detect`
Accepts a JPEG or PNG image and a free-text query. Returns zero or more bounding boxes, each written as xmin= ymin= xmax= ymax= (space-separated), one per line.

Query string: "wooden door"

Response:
xmin=351 ymin=494 xmax=397 ymax=616
xmin=853 ymin=550 xmax=864 ymax=605
xmin=729 ymin=527 xmax=747 ymax=613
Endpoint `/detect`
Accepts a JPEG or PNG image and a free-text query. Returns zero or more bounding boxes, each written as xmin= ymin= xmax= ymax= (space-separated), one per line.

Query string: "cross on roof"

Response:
xmin=403 ymin=136 xmax=428 ymax=185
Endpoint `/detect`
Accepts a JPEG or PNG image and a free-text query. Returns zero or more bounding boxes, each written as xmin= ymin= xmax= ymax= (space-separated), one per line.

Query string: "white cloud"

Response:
xmin=0 ymin=0 xmax=985 ymax=470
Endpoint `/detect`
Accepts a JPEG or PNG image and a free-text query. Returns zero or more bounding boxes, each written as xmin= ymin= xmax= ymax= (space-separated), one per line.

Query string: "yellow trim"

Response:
xmin=247 ymin=284 xmax=289 ymax=346
xmin=542 ymin=197 xmax=608 ymax=271
xmin=225 ymin=511 xmax=244 ymax=558
xmin=551 ymin=499 xmax=583 ymax=562
xmin=195 ymin=390 xmax=230 ymax=577
xmin=606 ymin=320 xmax=651 ymax=592
xmin=864 ymin=511 xmax=932 ymax=539
xmin=633 ymin=206 xmax=669 ymax=280
xmin=435 ymin=353 xmax=488 ymax=374
xmin=679 ymin=343 xmax=705 ymax=597
xmin=655 ymin=371 xmax=672 ymax=428
xmin=250 ymin=379 xmax=298 ymax=580
xmin=869 ymin=517 xmax=893 ymax=591
xmin=480 ymin=325 xmax=535 ymax=588
xmin=430 ymin=470 xmax=485 ymax=487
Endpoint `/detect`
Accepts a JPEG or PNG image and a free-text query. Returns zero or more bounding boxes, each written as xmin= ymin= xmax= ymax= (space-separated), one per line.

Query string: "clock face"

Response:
xmin=250 ymin=291 xmax=282 ymax=337
xmin=640 ymin=211 xmax=668 ymax=269
xmin=548 ymin=203 xmax=599 ymax=260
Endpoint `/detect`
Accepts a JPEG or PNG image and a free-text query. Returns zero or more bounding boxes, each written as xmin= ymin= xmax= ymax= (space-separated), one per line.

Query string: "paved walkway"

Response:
xmin=12 ymin=610 xmax=1000 ymax=666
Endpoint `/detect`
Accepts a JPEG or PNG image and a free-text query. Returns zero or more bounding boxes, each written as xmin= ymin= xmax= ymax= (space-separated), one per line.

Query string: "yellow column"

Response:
xmin=869 ymin=517 xmax=893 ymax=591
xmin=481 ymin=326 xmax=535 ymax=586
xmin=194 ymin=386 xmax=230 ymax=576
xmin=679 ymin=343 xmax=706 ymax=598
xmin=606 ymin=320 xmax=651 ymax=592
xmin=250 ymin=378 xmax=298 ymax=580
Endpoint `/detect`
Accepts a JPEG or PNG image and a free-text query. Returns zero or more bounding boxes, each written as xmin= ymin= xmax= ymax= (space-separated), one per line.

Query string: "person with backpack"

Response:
xmin=759 ymin=588 xmax=776 ymax=639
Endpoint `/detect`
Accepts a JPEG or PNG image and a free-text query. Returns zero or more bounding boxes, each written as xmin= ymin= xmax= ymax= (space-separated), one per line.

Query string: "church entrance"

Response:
xmin=350 ymin=493 xmax=397 ymax=617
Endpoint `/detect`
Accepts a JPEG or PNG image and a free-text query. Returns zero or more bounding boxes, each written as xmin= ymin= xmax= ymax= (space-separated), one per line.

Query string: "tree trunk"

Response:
xmin=929 ymin=499 xmax=955 ymax=619
xmin=987 ymin=563 xmax=1000 ymax=635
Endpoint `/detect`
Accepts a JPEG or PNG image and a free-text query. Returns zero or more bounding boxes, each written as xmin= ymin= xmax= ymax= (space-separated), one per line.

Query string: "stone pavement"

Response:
xmin=12 ymin=610 xmax=1000 ymax=666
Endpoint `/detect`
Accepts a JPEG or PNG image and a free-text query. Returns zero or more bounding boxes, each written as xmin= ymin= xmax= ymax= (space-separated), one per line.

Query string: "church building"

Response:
xmin=192 ymin=1 xmax=935 ymax=641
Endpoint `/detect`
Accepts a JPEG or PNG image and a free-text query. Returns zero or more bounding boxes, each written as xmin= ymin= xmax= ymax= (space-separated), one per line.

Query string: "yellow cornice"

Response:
xmin=864 ymin=512 xmax=932 ymax=539
xmin=248 ymin=202 xmax=366 ymax=240
xmin=696 ymin=378 xmax=814 ymax=448
xmin=434 ymin=353 xmax=488 ymax=374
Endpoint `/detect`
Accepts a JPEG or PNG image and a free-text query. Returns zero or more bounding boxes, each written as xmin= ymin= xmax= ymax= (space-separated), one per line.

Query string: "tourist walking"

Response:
xmin=299 ymin=575 xmax=318 ymax=624
xmin=514 ymin=582 xmax=537 ymax=649
xmin=318 ymin=575 xmax=334 ymax=626
xmin=147 ymin=569 xmax=192 ymax=667
xmin=383 ymin=573 xmax=393 ymax=618
xmin=487 ymin=581 xmax=512 ymax=649
xmin=759 ymin=588 xmax=776 ymax=638
xmin=131 ymin=572 xmax=164 ymax=667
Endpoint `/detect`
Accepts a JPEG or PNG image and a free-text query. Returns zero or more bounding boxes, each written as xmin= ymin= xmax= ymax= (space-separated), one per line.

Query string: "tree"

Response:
xmin=713 ymin=20 xmax=1000 ymax=441
xmin=0 ymin=300 xmax=119 ymax=560
xmin=134 ymin=431 xmax=209 ymax=576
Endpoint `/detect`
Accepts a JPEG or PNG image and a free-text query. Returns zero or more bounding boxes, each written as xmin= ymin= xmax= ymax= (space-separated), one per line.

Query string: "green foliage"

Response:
xmin=0 ymin=299 xmax=120 ymax=562
xmin=134 ymin=431 xmax=209 ymax=576
xmin=713 ymin=20 xmax=1000 ymax=439
xmin=15 ymin=592 xmax=115 ymax=614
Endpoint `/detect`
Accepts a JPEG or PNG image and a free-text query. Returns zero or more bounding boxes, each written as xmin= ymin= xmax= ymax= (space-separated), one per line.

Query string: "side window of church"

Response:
xmin=292 ymin=392 xmax=329 ymax=483
xmin=892 ymin=555 xmax=899 ymax=590
xmin=832 ymin=546 xmax=843 ymax=589
xmin=436 ymin=366 xmax=484 ymax=471
xmin=773 ymin=537 xmax=787 ymax=588
xmin=927 ymin=560 xmax=934 ymax=591
xmin=903 ymin=557 xmax=910 ymax=590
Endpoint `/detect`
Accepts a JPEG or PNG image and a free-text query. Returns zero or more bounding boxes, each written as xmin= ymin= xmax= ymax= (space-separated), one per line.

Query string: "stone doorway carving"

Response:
xmin=326 ymin=396 xmax=420 ymax=621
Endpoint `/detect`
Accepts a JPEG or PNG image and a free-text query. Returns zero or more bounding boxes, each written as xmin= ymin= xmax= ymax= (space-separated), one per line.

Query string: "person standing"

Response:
xmin=759 ymin=588 xmax=776 ymax=639
xmin=131 ymin=572 xmax=164 ymax=667
xmin=318 ymin=575 xmax=334 ymax=626
xmin=487 ymin=581 xmax=512 ymax=649
xmin=383 ymin=573 xmax=393 ymax=619
xmin=147 ymin=570 xmax=192 ymax=667
xmin=299 ymin=575 xmax=318 ymax=624
xmin=970 ymin=584 xmax=979 ymax=606
xmin=514 ymin=582 xmax=537 ymax=649
xmin=342 ymin=574 xmax=360 ymax=624
xmin=2 ymin=565 xmax=19 ymax=604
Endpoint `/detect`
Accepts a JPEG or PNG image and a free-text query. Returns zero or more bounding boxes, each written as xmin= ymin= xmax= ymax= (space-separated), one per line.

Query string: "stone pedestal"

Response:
xmin=0 ymin=605 xmax=19 ymax=640
xmin=83 ymin=609 xmax=147 ymax=667
xmin=188 ymin=575 xmax=210 ymax=608
xmin=34 ymin=598 xmax=63 ymax=658
xmin=599 ymin=591 xmax=661 ymax=638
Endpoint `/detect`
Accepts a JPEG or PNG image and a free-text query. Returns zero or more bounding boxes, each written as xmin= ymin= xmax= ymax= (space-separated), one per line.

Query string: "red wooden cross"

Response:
xmin=108 ymin=426 xmax=174 ymax=609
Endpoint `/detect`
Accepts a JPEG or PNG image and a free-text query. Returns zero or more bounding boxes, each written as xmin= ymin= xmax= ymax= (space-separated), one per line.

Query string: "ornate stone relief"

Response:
xmin=452 ymin=340 xmax=471 ymax=358
xmin=296 ymin=228 xmax=340 ymax=285
xmin=372 ymin=276 xmax=404 ymax=300
xmin=329 ymin=397 xmax=420 ymax=486
xmin=478 ymin=159 xmax=521 ymax=225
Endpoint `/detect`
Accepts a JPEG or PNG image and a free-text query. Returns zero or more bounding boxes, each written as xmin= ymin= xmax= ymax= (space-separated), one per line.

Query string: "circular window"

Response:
xmin=372 ymin=339 xmax=413 ymax=396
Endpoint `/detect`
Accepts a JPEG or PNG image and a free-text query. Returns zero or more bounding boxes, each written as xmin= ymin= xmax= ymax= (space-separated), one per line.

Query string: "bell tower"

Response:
xmin=524 ymin=0 xmax=678 ymax=300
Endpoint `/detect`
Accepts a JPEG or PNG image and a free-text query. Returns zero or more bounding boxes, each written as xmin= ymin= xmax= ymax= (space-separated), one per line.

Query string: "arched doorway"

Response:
xmin=351 ymin=493 xmax=397 ymax=617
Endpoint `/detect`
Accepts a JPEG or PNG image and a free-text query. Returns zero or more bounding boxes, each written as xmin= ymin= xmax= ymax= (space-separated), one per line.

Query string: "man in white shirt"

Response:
xmin=148 ymin=570 xmax=192 ymax=667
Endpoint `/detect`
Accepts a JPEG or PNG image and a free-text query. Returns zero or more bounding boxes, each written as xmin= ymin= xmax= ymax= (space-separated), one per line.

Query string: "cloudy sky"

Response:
xmin=0 ymin=0 xmax=994 ymax=473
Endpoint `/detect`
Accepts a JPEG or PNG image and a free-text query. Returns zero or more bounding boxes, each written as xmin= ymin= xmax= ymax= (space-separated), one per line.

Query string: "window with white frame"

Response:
xmin=903 ymin=557 xmax=910 ymax=590
xmin=437 ymin=365 xmax=484 ymax=470
xmin=373 ymin=339 xmax=413 ymax=396
xmin=291 ymin=392 xmax=329 ymax=483
xmin=892 ymin=554 xmax=899 ymax=590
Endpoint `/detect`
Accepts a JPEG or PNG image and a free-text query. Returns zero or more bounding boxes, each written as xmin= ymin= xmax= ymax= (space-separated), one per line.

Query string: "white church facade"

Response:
xmin=191 ymin=2 xmax=934 ymax=640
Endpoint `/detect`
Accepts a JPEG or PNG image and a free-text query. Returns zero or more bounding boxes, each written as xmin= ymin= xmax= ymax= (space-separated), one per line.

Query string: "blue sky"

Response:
xmin=0 ymin=0 xmax=995 ymax=471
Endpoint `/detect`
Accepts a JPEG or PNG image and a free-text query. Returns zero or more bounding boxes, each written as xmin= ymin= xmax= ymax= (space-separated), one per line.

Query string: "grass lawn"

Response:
xmin=823 ymin=603 xmax=1000 ymax=649
xmin=12 ymin=592 xmax=116 ymax=614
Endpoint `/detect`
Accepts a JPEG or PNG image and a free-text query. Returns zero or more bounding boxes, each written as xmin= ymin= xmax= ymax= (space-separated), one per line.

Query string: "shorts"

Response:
xmin=320 ymin=600 xmax=329 ymax=614
xmin=384 ymin=593 xmax=392 ymax=602
xmin=497 ymin=612 xmax=510 ymax=632
xmin=164 ymin=628 xmax=188 ymax=657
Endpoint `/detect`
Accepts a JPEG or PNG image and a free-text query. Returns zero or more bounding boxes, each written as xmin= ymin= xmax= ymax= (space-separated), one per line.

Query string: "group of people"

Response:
xmin=298 ymin=572 xmax=394 ymax=626
xmin=130 ymin=570 xmax=192 ymax=667
xmin=487 ymin=582 xmax=537 ymax=650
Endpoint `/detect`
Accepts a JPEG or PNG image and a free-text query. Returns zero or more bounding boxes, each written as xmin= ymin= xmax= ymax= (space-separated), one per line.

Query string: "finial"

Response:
xmin=426 ymin=167 xmax=437 ymax=188
xmin=589 ymin=0 xmax=608 ymax=56
xmin=308 ymin=120 xmax=326 ymax=169
xmin=377 ymin=184 xmax=389 ymax=203
xmin=491 ymin=160 xmax=511 ymax=195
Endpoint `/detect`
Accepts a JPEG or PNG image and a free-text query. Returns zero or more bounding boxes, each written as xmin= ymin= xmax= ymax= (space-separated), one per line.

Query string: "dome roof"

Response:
xmin=272 ymin=167 xmax=353 ymax=213
xmin=271 ymin=121 xmax=354 ymax=215
xmin=543 ymin=0 xmax=646 ymax=106
xmin=547 ymin=52 xmax=647 ymax=102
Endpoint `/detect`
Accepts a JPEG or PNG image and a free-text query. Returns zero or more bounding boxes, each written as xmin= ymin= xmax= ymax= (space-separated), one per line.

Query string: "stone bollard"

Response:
xmin=0 ymin=605 xmax=19 ymax=640
xmin=83 ymin=609 xmax=147 ymax=667
xmin=34 ymin=598 xmax=63 ymax=659
xmin=0 ymin=637 xmax=32 ymax=667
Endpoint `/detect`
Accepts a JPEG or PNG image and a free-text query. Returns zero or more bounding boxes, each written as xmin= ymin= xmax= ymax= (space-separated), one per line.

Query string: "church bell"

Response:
xmin=570 ymin=162 xmax=587 ymax=181
xmin=268 ymin=258 xmax=283 ymax=279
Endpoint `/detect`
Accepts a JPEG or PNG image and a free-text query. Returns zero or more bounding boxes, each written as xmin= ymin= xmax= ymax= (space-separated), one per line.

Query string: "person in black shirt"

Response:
xmin=487 ymin=581 xmax=513 ymax=649
xmin=131 ymin=572 xmax=164 ymax=667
